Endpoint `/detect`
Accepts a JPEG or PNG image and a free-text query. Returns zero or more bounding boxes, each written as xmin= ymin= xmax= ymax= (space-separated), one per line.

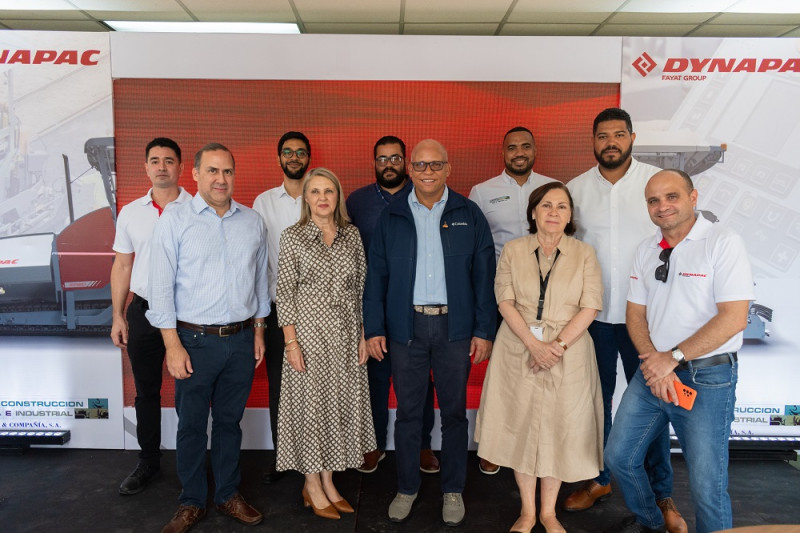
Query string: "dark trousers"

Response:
xmin=175 ymin=326 xmax=255 ymax=508
xmin=264 ymin=302 xmax=283 ymax=449
xmin=126 ymin=294 xmax=165 ymax=465
xmin=367 ymin=349 xmax=435 ymax=451
xmin=391 ymin=312 xmax=471 ymax=495
xmin=589 ymin=320 xmax=673 ymax=499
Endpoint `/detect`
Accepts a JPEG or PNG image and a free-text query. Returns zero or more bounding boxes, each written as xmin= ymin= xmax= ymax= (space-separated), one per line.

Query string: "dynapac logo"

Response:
xmin=633 ymin=51 xmax=800 ymax=79
xmin=0 ymin=259 xmax=19 ymax=265
xmin=632 ymin=52 xmax=657 ymax=77
xmin=0 ymin=49 xmax=101 ymax=66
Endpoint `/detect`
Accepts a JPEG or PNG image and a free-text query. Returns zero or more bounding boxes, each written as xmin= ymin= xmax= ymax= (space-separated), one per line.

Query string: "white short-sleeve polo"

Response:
xmin=469 ymin=170 xmax=557 ymax=261
xmin=628 ymin=215 xmax=755 ymax=358
xmin=112 ymin=187 xmax=192 ymax=299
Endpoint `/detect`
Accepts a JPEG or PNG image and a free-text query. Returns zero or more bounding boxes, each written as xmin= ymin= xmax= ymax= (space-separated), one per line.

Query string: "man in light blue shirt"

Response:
xmin=148 ymin=143 xmax=269 ymax=533
xmin=365 ymin=139 xmax=496 ymax=527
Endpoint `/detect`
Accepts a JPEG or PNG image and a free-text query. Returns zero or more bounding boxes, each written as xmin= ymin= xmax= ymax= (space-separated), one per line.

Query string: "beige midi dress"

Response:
xmin=475 ymin=234 xmax=604 ymax=481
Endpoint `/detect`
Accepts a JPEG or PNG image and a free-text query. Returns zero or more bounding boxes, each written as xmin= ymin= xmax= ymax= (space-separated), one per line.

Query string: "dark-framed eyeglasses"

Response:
xmin=281 ymin=148 xmax=309 ymax=159
xmin=655 ymin=247 xmax=673 ymax=283
xmin=375 ymin=155 xmax=403 ymax=166
xmin=410 ymin=160 xmax=447 ymax=172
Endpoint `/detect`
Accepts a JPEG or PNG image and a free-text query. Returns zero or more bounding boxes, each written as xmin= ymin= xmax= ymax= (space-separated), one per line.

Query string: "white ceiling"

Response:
xmin=1 ymin=0 xmax=800 ymax=37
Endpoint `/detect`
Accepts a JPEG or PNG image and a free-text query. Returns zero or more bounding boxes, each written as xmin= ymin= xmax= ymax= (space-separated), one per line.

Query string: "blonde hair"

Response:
xmin=298 ymin=167 xmax=350 ymax=228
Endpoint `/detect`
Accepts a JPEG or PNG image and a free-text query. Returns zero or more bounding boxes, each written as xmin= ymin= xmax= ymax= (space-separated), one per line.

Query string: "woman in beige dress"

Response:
xmin=475 ymin=182 xmax=604 ymax=533
xmin=276 ymin=168 xmax=376 ymax=520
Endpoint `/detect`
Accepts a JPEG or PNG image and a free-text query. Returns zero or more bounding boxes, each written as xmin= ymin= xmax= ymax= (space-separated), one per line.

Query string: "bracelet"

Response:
xmin=253 ymin=322 xmax=267 ymax=328
xmin=284 ymin=338 xmax=297 ymax=347
xmin=555 ymin=337 xmax=568 ymax=350
xmin=285 ymin=346 xmax=298 ymax=353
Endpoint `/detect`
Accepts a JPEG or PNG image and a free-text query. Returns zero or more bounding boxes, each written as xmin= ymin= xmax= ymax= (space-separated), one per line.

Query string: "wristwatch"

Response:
xmin=671 ymin=346 xmax=687 ymax=367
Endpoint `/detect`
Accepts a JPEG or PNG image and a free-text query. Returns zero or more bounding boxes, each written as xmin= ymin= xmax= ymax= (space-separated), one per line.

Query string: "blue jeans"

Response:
xmin=589 ymin=321 xmax=672 ymax=499
xmin=390 ymin=312 xmax=471 ymax=494
xmin=174 ymin=326 xmax=256 ymax=508
xmin=605 ymin=359 xmax=737 ymax=533
xmin=367 ymin=348 xmax=435 ymax=451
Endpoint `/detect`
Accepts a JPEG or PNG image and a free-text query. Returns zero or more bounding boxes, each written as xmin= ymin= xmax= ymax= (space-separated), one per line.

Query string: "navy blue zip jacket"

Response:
xmin=363 ymin=187 xmax=497 ymax=344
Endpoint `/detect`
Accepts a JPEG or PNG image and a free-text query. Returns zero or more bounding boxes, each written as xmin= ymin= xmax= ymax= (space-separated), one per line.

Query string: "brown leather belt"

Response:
xmin=176 ymin=318 xmax=253 ymax=337
xmin=413 ymin=305 xmax=448 ymax=316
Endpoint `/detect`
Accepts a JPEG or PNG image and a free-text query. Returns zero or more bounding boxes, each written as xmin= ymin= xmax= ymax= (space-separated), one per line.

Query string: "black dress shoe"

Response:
xmin=261 ymin=461 xmax=285 ymax=484
xmin=604 ymin=516 xmax=666 ymax=533
xmin=119 ymin=461 xmax=162 ymax=495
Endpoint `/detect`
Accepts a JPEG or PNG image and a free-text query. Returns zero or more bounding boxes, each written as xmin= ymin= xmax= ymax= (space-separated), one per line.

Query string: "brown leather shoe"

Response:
xmin=302 ymin=487 xmax=341 ymax=520
xmin=657 ymin=497 xmax=688 ymax=533
xmin=216 ymin=493 xmax=263 ymax=526
xmin=563 ymin=480 xmax=612 ymax=511
xmin=161 ymin=505 xmax=206 ymax=533
xmin=479 ymin=458 xmax=500 ymax=475
xmin=420 ymin=449 xmax=440 ymax=474
xmin=331 ymin=497 xmax=355 ymax=513
xmin=357 ymin=449 xmax=386 ymax=473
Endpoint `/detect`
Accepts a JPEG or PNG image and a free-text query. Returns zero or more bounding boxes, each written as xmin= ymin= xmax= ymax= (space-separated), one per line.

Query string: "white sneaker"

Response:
xmin=388 ymin=492 xmax=417 ymax=523
xmin=442 ymin=492 xmax=465 ymax=526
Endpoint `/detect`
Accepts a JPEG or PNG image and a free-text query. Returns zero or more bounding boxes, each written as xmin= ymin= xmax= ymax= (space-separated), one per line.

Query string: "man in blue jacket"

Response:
xmin=364 ymin=139 xmax=496 ymax=527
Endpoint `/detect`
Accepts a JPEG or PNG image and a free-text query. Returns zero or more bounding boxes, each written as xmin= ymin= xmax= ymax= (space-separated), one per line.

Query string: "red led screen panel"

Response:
xmin=115 ymin=79 xmax=619 ymax=409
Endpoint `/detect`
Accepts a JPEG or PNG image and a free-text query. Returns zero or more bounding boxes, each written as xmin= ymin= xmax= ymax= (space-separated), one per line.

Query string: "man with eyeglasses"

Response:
xmin=346 ymin=136 xmax=439 ymax=476
xmin=252 ymin=131 xmax=311 ymax=484
xmin=364 ymin=139 xmax=496 ymax=527
xmin=564 ymin=108 xmax=686 ymax=533
xmin=604 ymin=169 xmax=753 ymax=533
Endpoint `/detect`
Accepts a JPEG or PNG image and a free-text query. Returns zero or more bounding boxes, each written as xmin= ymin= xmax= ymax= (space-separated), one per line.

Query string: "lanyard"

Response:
xmin=534 ymin=248 xmax=560 ymax=321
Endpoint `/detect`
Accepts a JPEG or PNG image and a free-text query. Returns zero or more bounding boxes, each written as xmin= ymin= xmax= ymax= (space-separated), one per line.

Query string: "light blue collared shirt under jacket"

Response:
xmin=146 ymin=193 xmax=270 ymax=328
xmin=409 ymin=187 xmax=448 ymax=306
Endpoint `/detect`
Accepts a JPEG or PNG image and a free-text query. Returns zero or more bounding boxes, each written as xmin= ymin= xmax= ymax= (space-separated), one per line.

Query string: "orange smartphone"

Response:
xmin=672 ymin=380 xmax=697 ymax=410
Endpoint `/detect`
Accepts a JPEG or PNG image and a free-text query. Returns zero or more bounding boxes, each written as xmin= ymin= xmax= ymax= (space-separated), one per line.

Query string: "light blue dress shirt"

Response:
xmin=409 ymin=187 xmax=448 ymax=305
xmin=146 ymin=193 xmax=270 ymax=328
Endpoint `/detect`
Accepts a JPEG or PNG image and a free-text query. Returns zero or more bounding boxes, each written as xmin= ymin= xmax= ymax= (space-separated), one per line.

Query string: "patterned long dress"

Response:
xmin=275 ymin=221 xmax=376 ymax=473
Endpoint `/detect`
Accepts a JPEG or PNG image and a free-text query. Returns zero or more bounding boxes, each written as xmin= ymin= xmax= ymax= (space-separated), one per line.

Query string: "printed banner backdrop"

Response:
xmin=0 ymin=31 xmax=115 ymax=334
xmin=621 ymin=37 xmax=800 ymax=437
xmin=111 ymin=33 xmax=622 ymax=449
xmin=0 ymin=32 xmax=121 ymax=448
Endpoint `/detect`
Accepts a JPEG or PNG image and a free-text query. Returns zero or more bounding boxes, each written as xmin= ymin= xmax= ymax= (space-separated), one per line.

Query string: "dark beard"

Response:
xmin=504 ymin=158 xmax=533 ymax=177
xmin=375 ymin=167 xmax=407 ymax=190
xmin=282 ymin=161 xmax=308 ymax=180
xmin=594 ymin=144 xmax=632 ymax=170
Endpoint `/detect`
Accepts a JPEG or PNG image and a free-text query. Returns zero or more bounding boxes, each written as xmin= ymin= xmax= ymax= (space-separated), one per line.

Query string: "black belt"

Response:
xmin=131 ymin=293 xmax=149 ymax=309
xmin=177 ymin=318 xmax=253 ymax=337
xmin=685 ymin=352 xmax=737 ymax=369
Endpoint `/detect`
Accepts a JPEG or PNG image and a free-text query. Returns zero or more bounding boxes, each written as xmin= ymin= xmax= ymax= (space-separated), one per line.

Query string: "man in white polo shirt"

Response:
xmin=111 ymin=137 xmax=192 ymax=495
xmin=468 ymin=126 xmax=556 ymax=476
xmin=604 ymin=169 xmax=753 ymax=533
xmin=251 ymin=131 xmax=310 ymax=484
xmin=565 ymin=109 xmax=684 ymax=533
xmin=469 ymin=126 xmax=557 ymax=263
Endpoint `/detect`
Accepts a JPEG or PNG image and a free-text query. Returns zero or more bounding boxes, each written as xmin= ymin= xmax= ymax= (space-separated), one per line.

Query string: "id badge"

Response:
xmin=529 ymin=325 xmax=544 ymax=341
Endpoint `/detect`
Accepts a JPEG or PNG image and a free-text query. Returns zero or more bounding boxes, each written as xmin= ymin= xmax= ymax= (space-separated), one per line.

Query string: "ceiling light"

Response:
xmin=104 ymin=21 xmax=300 ymax=34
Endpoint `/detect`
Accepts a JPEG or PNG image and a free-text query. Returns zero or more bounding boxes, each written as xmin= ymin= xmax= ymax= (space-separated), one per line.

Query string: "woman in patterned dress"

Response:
xmin=275 ymin=168 xmax=376 ymax=520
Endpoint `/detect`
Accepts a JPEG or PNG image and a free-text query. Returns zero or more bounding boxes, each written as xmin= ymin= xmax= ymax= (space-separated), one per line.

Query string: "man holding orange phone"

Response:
xmin=604 ymin=169 xmax=754 ymax=533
